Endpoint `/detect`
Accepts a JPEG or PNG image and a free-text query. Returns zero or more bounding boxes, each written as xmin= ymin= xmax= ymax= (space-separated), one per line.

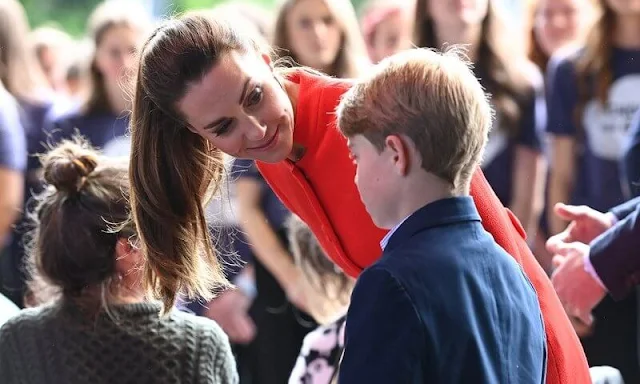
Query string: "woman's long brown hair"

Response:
xmin=129 ymin=13 xmax=272 ymax=311
xmin=0 ymin=0 xmax=49 ymax=103
xmin=573 ymin=1 xmax=614 ymax=136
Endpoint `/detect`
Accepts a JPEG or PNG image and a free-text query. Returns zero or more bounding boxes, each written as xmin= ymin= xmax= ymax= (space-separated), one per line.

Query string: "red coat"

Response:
xmin=257 ymin=70 xmax=590 ymax=383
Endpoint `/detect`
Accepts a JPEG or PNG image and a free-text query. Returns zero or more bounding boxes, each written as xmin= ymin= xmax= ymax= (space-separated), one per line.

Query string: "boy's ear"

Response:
xmin=385 ymin=135 xmax=410 ymax=176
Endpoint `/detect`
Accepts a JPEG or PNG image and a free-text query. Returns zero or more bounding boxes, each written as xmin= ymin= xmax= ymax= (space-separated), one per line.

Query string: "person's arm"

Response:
xmin=547 ymin=135 xmax=576 ymax=235
xmin=0 ymin=169 xmax=23 ymax=240
xmin=609 ymin=196 xmax=640 ymax=221
xmin=589 ymin=202 xmax=640 ymax=300
xmin=510 ymin=65 xmax=547 ymax=240
xmin=511 ymin=148 xmax=546 ymax=239
xmin=339 ymin=267 xmax=424 ymax=383
xmin=234 ymin=163 xmax=304 ymax=308
xmin=621 ymin=108 xmax=640 ymax=199
xmin=544 ymin=56 xmax=580 ymax=235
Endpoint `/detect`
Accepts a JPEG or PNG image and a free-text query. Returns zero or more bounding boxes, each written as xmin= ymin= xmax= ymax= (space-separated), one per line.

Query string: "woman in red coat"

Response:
xmin=128 ymin=12 xmax=590 ymax=383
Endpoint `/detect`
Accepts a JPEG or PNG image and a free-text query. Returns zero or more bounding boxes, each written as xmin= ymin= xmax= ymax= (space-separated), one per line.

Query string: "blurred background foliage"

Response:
xmin=18 ymin=0 xmax=370 ymax=36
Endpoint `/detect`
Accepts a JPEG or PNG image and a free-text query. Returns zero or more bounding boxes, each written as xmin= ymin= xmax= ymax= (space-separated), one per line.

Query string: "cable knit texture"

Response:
xmin=0 ymin=300 xmax=238 ymax=384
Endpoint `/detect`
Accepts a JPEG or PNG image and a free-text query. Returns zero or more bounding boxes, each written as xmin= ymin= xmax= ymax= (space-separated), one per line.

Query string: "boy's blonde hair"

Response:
xmin=337 ymin=47 xmax=493 ymax=192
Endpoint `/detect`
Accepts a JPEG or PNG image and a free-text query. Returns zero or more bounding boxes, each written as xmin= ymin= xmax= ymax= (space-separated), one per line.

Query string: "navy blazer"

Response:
xmin=591 ymin=196 xmax=640 ymax=300
xmin=621 ymin=109 xmax=640 ymax=199
xmin=339 ymin=197 xmax=547 ymax=384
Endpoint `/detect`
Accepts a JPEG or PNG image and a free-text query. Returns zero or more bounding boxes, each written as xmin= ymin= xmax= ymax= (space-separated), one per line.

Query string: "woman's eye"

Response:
xmin=247 ymin=87 xmax=263 ymax=107
xmin=299 ymin=18 xmax=312 ymax=28
xmin=215 ymin=120 xmax=232 ymax=136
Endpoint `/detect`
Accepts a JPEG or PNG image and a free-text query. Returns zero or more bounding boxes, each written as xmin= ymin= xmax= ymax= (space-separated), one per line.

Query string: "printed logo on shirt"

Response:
xmin=583 ymin=75 xmax=640 ymax=161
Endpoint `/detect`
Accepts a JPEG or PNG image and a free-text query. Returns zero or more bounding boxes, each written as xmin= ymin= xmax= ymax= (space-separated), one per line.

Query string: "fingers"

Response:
xmin=551 ymin=254 xmax=565 ymax=268
xmin=552 ymin=241 xmax=585 ymax=257
xmin=576 ymin=310 xmax=594 ymax=327
xmin=546 ymin=232 xmax=569 ymax=253
xmin=554 ymin=203 xmax=587 ymax=221
xmin=546 ymin=221 xmax=577 ymax=253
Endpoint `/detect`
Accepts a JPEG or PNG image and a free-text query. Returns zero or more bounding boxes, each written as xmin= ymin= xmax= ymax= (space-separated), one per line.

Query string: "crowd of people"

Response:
xmin=0 ymin=0 xmax=639 ymax=382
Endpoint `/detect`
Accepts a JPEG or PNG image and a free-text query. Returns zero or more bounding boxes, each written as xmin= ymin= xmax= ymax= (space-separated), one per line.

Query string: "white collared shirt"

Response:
xmin=380 ymin=216 xmax=410 ymax=251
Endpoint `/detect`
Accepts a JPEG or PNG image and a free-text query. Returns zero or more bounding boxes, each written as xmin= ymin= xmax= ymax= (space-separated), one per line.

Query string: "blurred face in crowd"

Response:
xmin=285 ymin=0 xmax=342 ymax=72
xmin=534 ymin=0 xmax=595 ymax=56
xmin=37 ymin=46 xmax=60 ymax=89
xmin=427 ymin=0 xmax=490 ymax=28
xmin=94 ymin=24 xmax=141 ymax=86
xmin=369 ymin=11 xmax=413 ymax=64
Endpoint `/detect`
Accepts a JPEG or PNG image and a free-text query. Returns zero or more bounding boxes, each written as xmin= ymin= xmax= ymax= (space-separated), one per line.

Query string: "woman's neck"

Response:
xmin=114 ymin=276 xmax=146 ymax=304
xmin=435 ymin=23 xmax=482 ymax=62
xmin=613 ymin=14 xmax=640 ymax=50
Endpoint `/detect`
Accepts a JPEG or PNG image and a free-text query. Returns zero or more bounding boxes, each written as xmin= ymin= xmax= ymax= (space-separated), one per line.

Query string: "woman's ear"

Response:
xmin=261 ymin=53 xmax=274 ymax=71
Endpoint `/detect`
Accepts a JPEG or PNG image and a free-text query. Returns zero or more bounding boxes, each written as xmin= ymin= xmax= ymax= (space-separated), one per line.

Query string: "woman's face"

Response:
xmin=534 ymin=0 xmax=592 ymax=56
xmin=285 ymin=0 xmax=342 ymax=72
xmin=176 ymin=51 xmax=295 ymax=164
xmin=94 ymin=24 xmax=140 ymax=85
xmin=369 ymin=11 xmax=413 ymax=64
xmin=427 ymin=0 xmax=490 ymax=29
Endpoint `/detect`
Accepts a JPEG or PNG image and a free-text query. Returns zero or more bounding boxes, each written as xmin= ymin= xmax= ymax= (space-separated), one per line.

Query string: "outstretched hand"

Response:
xmin=546 ymin=203 xmax=615 ymax=254
xmin=550 ymin=241 xmax=606 ymax=330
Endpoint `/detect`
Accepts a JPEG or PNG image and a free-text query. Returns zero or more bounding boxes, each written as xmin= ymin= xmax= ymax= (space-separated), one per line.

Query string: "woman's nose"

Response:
xmin=244 ymin=116 xmax=267 ymax=141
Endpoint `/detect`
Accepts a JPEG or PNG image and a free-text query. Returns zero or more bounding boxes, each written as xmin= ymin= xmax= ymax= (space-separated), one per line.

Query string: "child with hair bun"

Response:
xmin=0 ymin=137 xmax=238 ymax=384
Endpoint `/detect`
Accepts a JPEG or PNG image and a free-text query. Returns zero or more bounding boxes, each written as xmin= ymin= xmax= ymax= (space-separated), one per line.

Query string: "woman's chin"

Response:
xmin=253 ymin=142 xmax=292 ymax=163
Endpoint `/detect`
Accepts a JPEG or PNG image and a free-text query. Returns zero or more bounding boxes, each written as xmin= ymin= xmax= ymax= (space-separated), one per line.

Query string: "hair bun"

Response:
xmin=42 ymin=140 xmax=99 ymax=194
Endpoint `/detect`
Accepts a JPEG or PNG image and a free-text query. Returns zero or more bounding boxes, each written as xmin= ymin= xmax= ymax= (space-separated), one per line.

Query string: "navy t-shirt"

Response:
xmin=546 ymin=47 xmax=640 ymax=212
xmin=43 ymin=104 xmax=130 ymax=150
xmin=479 ymin=66 xmax=545 ymax=206
xmin=0 ymin=90 xmax=27 ymax=172
xmin=18 ymin=98 xmax=54 ymax=177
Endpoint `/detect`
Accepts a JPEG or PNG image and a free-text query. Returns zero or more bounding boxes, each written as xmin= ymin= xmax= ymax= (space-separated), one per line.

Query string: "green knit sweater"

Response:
xmin=0 ymin=300 xmax=238 ymax=384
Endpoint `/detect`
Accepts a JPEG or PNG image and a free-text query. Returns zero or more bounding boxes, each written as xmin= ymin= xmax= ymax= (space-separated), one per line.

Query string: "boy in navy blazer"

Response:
xmin=335 ymin=48 xmax=547 ymax=383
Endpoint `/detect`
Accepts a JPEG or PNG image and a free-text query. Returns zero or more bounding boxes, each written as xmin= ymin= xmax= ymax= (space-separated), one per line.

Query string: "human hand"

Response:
xmin=546 ymin=203 xmax=616 ymax=254
xmin=204 ymin=289 xmax=256 ymax=345
xmin=551 ymin=242 xmax=606 ymax=327
xmin=568 ymin=315 xmax=594 ymax=338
